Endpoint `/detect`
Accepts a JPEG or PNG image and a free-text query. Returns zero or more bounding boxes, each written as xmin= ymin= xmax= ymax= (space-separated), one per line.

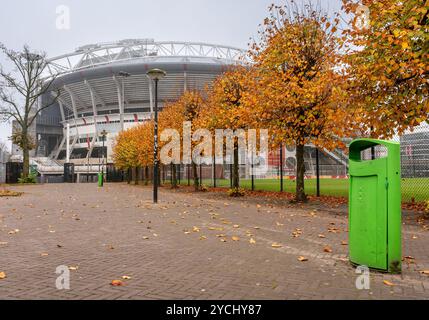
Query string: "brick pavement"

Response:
xmin=0 ymin=183 xmax=428 ymax=300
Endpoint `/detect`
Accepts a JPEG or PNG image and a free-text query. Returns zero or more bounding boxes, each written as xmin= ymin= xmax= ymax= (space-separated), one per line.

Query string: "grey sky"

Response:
xmin=0 ymin=0 xmax=343 ymax=150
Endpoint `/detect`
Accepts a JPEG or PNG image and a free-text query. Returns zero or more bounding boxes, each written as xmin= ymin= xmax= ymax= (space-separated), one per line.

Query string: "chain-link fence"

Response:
xmin=154 ymin=122 xmax=429 ymax=204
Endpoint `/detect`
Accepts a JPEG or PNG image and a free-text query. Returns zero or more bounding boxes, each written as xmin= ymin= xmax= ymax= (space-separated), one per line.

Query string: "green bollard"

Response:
xmin=98 ymin=172 xmax=104 ymax=187
xmin=349 ymin=139 xmax=402 ymax=273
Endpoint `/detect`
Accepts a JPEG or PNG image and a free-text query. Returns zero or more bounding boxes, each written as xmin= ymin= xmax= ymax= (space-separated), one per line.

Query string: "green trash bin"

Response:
xmin=349 ymin=138 xmax=402 ymax=273
xmin=98 ymin=172 xmax=104 ymax=187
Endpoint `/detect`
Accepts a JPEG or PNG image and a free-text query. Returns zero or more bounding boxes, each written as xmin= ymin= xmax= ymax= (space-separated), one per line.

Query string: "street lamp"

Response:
xmin=147 ymin=68 xmax=166 ymax=204
xmin=99 ymin=129 xmax=108 ymax=187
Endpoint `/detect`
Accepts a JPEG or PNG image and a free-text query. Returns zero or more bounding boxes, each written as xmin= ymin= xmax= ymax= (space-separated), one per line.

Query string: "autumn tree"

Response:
xmin=113 ymin=126 xmax=141 ymax=184
xmin=0 ymin=44 xmax=59 ymax=179
xmin=342 ymin=0 xmax=429 ymax=138
xmin=179 ymin=90 xmax=206 ymax=191
xmin=246 ymin=1 xmax=354 ymax=202
xmin=198 ymin=66 xmax=253 ymax=191
xmin=159 ymin=100 xmax=186 ymax=188
xmin=136 ymin=121 xmax=155 ymax=186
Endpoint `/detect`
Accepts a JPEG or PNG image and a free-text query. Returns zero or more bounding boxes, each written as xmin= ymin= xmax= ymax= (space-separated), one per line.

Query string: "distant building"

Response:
xmin=400 ymin=130 xmax=429 ymax=178
xmin=0 ymin=144 xmax=10 ymax=183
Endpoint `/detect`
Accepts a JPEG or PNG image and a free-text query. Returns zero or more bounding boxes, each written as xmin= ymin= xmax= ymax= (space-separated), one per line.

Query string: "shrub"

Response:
xmin=18 ymin=172 xmax=37 ymax=184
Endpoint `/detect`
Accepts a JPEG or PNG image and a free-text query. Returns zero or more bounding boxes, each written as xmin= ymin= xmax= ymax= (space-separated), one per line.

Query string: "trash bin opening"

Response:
xmin=359 ymin=145 xmax=389 ymax=161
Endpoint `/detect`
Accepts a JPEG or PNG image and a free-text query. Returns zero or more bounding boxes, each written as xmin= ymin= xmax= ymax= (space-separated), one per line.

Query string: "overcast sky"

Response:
xmin=0 ymin=0 xmax=343 ymax=150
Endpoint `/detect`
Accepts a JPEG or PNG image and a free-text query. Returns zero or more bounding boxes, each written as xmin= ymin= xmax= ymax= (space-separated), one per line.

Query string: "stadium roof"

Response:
xmin=44 ymin=39 xmax=247 ymax=81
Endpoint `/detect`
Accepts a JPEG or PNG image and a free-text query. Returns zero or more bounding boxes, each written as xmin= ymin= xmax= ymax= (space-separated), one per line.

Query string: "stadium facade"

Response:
xmin=9 ymin=39 xmax=245 ymax=177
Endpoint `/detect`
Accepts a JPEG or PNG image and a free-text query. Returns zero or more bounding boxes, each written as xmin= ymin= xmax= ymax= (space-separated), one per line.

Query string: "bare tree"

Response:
xmin=0 ymin=44 xmax=59 ymax=179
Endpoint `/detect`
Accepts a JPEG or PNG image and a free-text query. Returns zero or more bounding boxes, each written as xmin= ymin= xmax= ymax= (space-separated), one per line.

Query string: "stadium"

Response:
xmin=9 ymin=39 xmax=245 ymax=180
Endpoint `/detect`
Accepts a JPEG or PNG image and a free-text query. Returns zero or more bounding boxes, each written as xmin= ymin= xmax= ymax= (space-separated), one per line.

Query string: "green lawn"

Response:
xmin=178 ymin=177 xmax=428 ymax=203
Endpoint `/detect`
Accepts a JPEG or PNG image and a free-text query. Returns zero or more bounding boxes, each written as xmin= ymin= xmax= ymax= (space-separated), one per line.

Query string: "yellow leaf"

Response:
xmin=232 ymin=236 xmax=240 ymax=241
xmin=122 ymin=276 xmax=132 ymax=280
xmin=250 ymin=238 xmax=256 ymax=244
xmin=0 ymin=272 xmax=6 ymax=279
xmin=271 ymin=243 xmax=282 ymax=248
xmin=110 ymin=280 xmax=124 ymax=286
xmin=383 ymin=280 xmax=395 ymax=286
xmin=298 ymin=256 xmax=308 ymax=262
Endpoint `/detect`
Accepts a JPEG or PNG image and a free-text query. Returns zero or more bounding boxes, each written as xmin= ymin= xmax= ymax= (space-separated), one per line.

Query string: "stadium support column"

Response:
xmin=86 ymin=80 xmax=100 ymax=159
xmin=66 ymin=123 xmax=70 ymax=163
xmin=64 ymin=85 xmax=79 ymax=158
xmin=113 ymin=76 xmax=125 ymax=132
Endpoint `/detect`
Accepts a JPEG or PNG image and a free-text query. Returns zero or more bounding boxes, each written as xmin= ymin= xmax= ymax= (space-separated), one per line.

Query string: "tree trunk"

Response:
xmin=192 ymin=161 xmax=199 ymax=191
xmin=22 ymin=143 xmax=30 ymax=179
xmin=295 ymin=143 xmax=307 ymax=202
xmin=145 ymin=166 xmax=149 ymax=185
xmin=172 ymin=164 xmax=178 ymax=188
xmin=127 ymin=168 xmax=131 ymax=184
xmin=233 ymin=139 xmax=239 ymax=189
xmin=134 ymin=167 xmax=140 ymax=185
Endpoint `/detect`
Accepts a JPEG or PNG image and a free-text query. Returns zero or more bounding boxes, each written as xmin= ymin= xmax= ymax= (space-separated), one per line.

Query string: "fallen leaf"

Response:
xmin=220 ymin=238 xmax=227 ymax=242
xmin=383 ymin=280 xmax=395 ymax=286
xmin=254 ymin=226 xmax=260 ymax=230
xmin=0 ymin=272 xmax=6 ymax=279
xmin=122 ymin=276 xmax=132 ymax=280
xmin=324 ymin=246 xmax=333 ymax=253
xmin=292 ymin=229 xmax=302 ymax=238
xmin=68 ymin=266 xmax=78 ymax=271
xmin=200 ymin=236 xmax=207 ymax=240
xmin=419 ymin=270 xmax=429 ymax=275
xmin=276 ymin=222 xmax=284 ymax=226
xmin=250 ymin=238 xmax=256 ymax=244
xmin=318 ymin=234 xmax=326 ymax=238
xmin=233 ymin=225 xmax=240 ymax=228
xmin=232 ymin=236 xmax=240 ymax=241
xmin=341 ymin=241 xmax=348 ymax=245
xmin=271 ymin=243 xmax=282 ymax=248
xmin=298 ymin=256 xmax=308 ymax=262
xmin=0 ymin=242 xmax=8 ymax=246
xmin=40 ymin=253 xmax=49 ymax=257
xmin=192 ymin=226 xmax=200 ymax=232
xmin=143 ymin=236 xmax=150 ymax=240
xmin=110 ymin=280 xmax=124 ymax=286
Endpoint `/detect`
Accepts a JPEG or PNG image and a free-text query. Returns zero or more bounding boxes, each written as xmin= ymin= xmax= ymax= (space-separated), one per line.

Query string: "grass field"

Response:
xmin=179 ymin=178 xmax=428 ymax=203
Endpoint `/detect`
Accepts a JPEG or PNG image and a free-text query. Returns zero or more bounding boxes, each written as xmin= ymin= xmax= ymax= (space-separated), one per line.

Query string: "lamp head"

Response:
xmin=147 ymin=68 xmax=166 ymax=81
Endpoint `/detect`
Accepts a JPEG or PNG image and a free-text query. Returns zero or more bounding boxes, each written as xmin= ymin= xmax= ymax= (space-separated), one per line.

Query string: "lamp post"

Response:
xmin=99 ymin=129 xmax=108 ymax=187
xmin=147 ymin=69 xmax=166 ymax=203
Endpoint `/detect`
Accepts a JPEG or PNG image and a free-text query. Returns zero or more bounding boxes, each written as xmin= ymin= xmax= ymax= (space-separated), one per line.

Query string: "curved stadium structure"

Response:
xmin=31 ymin=39 xmax=244 ymax=166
